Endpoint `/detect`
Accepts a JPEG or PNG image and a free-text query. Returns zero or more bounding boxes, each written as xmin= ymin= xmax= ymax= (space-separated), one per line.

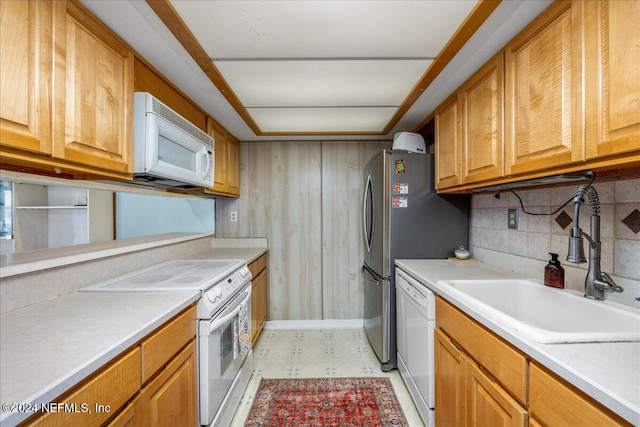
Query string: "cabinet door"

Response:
xmin=135 ymin=340 xmax=198 ymax=427
xmin=434 ymin=328 xmax=465 ymax=427
xmin=584 ymin=0 xmax=640 ymax=159
xmin=467 ymin=360 xmax=527 ymax=427
xmin=529 ymin=362 xmax=631 ymax=427
xmin=251 ymin=268 xmax=268 ymax=346
xmin=505 ymin=1 xmax=584 ymax=176
xmin=58 ymin=1 xmax=133 ymax=175
xmin=257 ymin=267 xmax=268 ymax=331
xmin=435 ymin=94 xmax=462 ymax=190
xmin=461 ymin=52 xmax=504 ymax=184
xmin=0 ymin=0 xmax=62 ymax=155
xmin=226 ymin=134 xmax=240 ymax=196
xmin=104 ymin=396 xmax=137 ymax=427
xmin=209 ymin=118 xmax=229 ymax=193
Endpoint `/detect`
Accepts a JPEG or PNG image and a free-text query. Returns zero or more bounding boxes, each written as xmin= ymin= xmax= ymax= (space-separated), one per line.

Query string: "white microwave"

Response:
xmin=133 ymin=92 xmax=214 ymax=188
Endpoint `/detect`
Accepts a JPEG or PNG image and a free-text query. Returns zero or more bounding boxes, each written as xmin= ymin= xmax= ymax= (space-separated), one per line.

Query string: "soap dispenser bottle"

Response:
xmin=544 ymin=253 xmax=565 ymax=288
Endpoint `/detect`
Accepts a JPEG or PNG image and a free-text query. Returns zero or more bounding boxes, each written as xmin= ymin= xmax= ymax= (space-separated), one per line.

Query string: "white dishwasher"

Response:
xmin=396 ymin=267 xmax=435 ymax=427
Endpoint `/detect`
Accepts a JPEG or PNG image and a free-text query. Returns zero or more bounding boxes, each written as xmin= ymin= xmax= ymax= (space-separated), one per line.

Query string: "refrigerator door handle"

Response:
xmin=363 ymin=174 xmax=373 ymax=253
xmin=362 ymin=263 xmax=388 ymax=283
xmin=362 ymin=264 xmax=380 ymax=285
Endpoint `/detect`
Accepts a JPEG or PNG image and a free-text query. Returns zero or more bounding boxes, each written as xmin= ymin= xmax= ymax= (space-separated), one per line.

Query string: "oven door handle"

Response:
xmin=208 ymin=285 xmax=252 ymax=333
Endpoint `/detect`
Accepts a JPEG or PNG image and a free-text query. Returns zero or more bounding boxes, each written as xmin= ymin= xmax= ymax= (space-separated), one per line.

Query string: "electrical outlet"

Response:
xmin=230 ymin=211 xmax=238 ymax=222
xmin=508 ymin=209 xmax=518 ymax=229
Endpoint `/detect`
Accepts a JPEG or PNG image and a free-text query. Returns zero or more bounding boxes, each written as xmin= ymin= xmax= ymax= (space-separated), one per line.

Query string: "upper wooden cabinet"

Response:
xmin=207 ymin=117 xmax=240 ymax=197
xmin=0 ymin=0 xmax=133 ymax=179
xmin=435 ymin=94 xmax=462 ymax=189
xmin=584 ymin=0 xmax=640 ymax=160
xmin=210 ymin=121 xmax=229 ymax=192
xmin=504 ymin=0 xmax=584 ymax=176
xmin=461 ymin=52 xmax=504 ymax=184
xmin=225 ymin=134 xmax=240 ymax=195
xmin=59 ymin=1 xmax=133 ymax=175
xmin=436 ymin=52 xmax=504 ymax=190
xmin=0 ymin=0 xmax=61 ymax=155
xmin=435 ymin=0 xmax=639 ymax=193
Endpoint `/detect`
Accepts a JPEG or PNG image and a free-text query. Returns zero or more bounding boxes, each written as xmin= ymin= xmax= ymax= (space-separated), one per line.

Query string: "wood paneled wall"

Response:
xmin=215 ymin=140 xmax=389 ymax=321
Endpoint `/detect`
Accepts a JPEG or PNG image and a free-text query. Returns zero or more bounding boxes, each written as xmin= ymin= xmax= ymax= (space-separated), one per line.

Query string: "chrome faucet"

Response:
xmin=566 ymin=185 xmax=623 ymax=299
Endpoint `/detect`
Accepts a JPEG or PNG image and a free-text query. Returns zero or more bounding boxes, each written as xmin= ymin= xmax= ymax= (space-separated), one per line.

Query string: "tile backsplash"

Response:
xmin=469 ymin=177 xmax=640 ymax=308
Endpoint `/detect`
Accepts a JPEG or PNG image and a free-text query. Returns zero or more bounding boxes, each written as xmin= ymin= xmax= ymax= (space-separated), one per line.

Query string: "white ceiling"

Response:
xmin=79 ymin=0 xmax=554 ymax=141
xmin=170 ymin=0 xmax=474 ymax=134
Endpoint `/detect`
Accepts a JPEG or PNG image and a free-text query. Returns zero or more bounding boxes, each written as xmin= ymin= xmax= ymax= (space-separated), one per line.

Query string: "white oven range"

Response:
xmin=81 ymin=259 xmax=252 ymax=427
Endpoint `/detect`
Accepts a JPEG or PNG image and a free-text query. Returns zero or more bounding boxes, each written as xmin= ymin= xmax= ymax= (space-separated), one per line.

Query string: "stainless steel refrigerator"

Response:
xmin=361 ymin=149 xmax=469 ymax=371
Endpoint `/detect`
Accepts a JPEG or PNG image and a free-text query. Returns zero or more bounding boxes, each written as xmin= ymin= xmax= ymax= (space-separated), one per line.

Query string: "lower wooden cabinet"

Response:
xmin=434 ymin=328 xmax=527 ymax=427
xmin=436 ymin=297 xmax=528 ymax=404
xmin=249 ymin=252 xmax=268 ymax=345
xmin=20 ymin=348 xmax=141 ymax=427
xmin=529 ymin=362 xmax=631 ymax=427
xmin=435 ymin=296 xmax=633 ymax=427
xmin=19 ymin=305 xmax=197 ymax=427
xmin=104 ymin=396 xmax=137 ymax=427
xmin=467 ymin=359 xmax=527 ymax=427
xmin=434 ymin=328 xmax=466 ymax=427
xmin=133 ymin=340 xmax=198 ymax=427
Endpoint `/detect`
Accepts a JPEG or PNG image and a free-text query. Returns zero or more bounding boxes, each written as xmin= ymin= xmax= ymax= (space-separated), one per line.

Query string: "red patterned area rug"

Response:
xmin=244 ymin=377 xmax=408 ymax=427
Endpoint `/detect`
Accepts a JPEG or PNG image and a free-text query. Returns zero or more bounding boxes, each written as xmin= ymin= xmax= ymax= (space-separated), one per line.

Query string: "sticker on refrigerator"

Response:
xmin=392 ymin=197 xmax=408 ymax=208
xmin=393 ymin=183 xmax=408 ymax=194
xmin=395 ymin=160 xmax=406 ymax=174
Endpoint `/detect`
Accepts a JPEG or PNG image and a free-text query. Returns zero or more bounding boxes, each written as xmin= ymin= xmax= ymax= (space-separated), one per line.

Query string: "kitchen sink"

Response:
xmin=436 ymin=279 xmax=640 ymax=344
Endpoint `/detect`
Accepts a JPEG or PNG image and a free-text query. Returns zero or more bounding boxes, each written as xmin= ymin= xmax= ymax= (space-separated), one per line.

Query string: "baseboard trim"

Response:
xmin=263 ymin=319 xmax=364 ymax=330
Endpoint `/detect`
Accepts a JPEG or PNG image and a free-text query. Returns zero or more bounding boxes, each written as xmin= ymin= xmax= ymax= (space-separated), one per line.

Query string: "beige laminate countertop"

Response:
xmin=0 ymin=291 xmax=199 ymax=427
xmin=0 ymin=241 xmax=268 ymax=427
xmin=395 ymin=259 xmax=640 ymax=426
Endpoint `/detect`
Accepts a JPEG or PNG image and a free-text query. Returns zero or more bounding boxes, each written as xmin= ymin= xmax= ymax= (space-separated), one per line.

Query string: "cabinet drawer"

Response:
xmin=140 ymin=305 xmax=196 ymax=384
xmin=23 ymin=348 xmax=140 ymax=427
xmin=248 ymin=253 xmax=267 ymax=277
xmin=529 ymin=362 xmax=631 ymax=427
xmin=436 ymin=297 xmax=528 ymax=404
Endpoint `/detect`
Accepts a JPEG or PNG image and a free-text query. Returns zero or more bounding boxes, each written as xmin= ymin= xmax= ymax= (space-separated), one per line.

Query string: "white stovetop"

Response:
xmin=81 ymin=259 xmax=244 ymax=292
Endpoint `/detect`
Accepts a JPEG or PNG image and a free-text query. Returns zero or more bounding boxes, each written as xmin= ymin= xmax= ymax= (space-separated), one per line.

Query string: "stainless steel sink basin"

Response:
xmin=437 ymin=279 xmax=640 ymax=344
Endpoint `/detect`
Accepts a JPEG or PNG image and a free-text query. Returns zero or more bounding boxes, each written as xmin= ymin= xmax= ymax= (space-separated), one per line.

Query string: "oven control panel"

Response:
xmin=197 ymin=266 xmax=252 ymax=319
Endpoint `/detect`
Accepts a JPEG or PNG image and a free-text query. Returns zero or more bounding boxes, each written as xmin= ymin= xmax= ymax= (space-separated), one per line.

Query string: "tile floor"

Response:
xmin=230 ymin=328 xmax=426 ymax=426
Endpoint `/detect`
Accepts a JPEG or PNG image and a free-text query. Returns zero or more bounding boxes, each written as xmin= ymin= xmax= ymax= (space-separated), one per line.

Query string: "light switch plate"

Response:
xmin=508 ymin=209 xmax=518 ymax=229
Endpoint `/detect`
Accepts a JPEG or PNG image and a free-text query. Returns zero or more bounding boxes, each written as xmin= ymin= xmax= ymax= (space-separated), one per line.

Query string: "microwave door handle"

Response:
xmin=208 ymin=286 xmax=252 ymax=333
xmin=200 ymin=149 xmax=212 ymax=180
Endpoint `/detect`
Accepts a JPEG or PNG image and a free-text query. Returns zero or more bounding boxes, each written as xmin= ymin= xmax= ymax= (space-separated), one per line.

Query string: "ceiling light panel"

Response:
xmin=214 ymin=59 xmax=433 ymax=107
xmin=247 ymin=107 xmax=397 ymax=133
xmin=170 ymin=1 xmax=478 ymax=58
